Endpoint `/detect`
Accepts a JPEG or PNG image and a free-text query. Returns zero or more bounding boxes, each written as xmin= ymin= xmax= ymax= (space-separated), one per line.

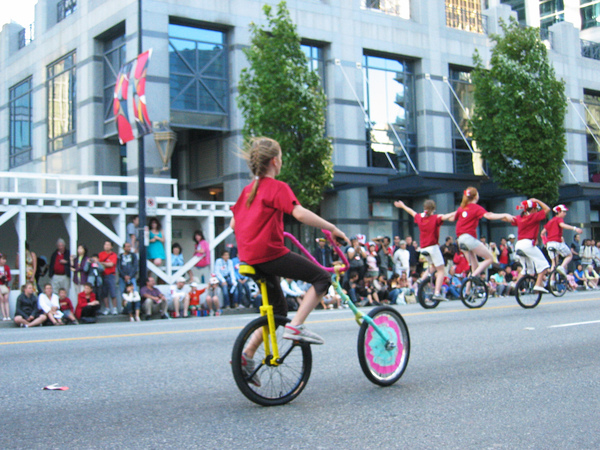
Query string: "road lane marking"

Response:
xmin=2 ymin=295 xmax=599 ymax=346
xmin=548 ymin=320 xmax=600 ymax=329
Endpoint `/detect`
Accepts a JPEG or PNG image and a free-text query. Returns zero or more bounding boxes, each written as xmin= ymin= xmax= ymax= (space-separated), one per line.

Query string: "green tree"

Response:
xmin=237 ymin=1 xmax=333 ymax=211
xmin=470 ymin=18 xmax=567 ymax=204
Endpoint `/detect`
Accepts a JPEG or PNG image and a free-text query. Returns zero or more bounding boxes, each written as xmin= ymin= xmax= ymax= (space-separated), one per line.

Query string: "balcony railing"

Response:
xmin=446 ymin=5 xmax=488 ymax=34
xmin=581 ymin=39 xmax=600 ymax=61
xmin=362 ymin=0 xmax=410 ymax=19
xmin=57 ymin=0 xmax=77 ymax=23
xmin=18 ymin=23 xmax=34 ymax=49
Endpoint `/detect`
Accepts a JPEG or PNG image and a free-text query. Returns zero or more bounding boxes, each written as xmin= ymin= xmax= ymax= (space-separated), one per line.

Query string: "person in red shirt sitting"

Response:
xmin=445 ymin=187 xmax=512 ymax=278
xmin=230 ymin=137 xmax=348 ymax=350
xmin=541 ymin=204 xmax=583 ymax=276
xmin=58 ymin=288 xmax=78 ymax=324
xmin=76 ymin=283 xmax=101 ymax=322
xmin=510 ymin=199 xmax=551 ymax=293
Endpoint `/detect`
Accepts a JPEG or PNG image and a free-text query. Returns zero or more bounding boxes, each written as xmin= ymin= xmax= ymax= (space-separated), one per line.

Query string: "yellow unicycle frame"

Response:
xmin=239 ymin=264 xmax=281 ymax=366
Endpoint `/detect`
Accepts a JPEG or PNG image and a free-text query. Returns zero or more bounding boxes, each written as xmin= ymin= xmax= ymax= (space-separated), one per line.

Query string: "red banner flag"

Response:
xmin=113 ymin=49 xmax=153 ymax=144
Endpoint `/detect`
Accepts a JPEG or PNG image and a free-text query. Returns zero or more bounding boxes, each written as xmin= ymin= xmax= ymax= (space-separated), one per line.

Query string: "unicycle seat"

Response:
xmin=459 ymin=243 xmax=469 ymax=251
xmin=516 ymin=249 xmax=526 ymax=257
xmin=421 ymin=250 xmax=430 ymax=257
xmin=238 ymin=263 xmax=268 ymax=282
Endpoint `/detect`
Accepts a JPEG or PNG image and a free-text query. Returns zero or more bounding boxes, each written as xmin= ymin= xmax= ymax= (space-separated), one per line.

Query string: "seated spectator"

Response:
xmin=76 ymin=283 xmax=101 ymax=322
xmin=398 ymin=272 xmax=415 ymax=298
xmin=232 ymin=257 xmax=251 ymax=308
xmin=140 ymin=276 xmax=168 ymax=320
xmin=247 ymin=279 xmax=263 ymax=313
xmin=574 ymin=264 xmax=587 ymax=289
xmin=342 ymin=271 xmax=362 ymax=305
xmin=322 ymin=284 xmax=342 ymax=309
xmin=491 ymin=270 xmax=509 ymax=297
xmin=13 ymin=283 xmax=47 ymax=328
xmin=357 ymin=273 xmax=380 ymax=306
xmin=387 ymin=273 xmax=403 ymax=304
xmin=170 ymin=277 xmax=190 ymax=318
xmin=205 ymin=277 xmax=223 ymax=316
xmin=365 ymin=243 xmax=380 ymax=278
xmin=38 ymin=283 xmax=63 ymax=326
xmin=483 ymin=273 xmax=497 ymax=297
xmin=281 ymin=278 xmax=305 ymax=311
xmin=566 ymin=271 xmax=578 ymax=291
xmin=373 ymin=274 xmax=390 ymax=304
xmin=122 ymin=282 xmax=142 ymax=322
xmin=58 ymin=288 xmax=78 ymax=324
xmin=214 ymin=250 xmax=238 ymax=309
xmin=0 ymin=252 xmax=12 ymax=321
xmin=584 ymin=264 xmax=599 ymax=289
xmin=117 ymin=242 xmax=138 ymax=298
xmin=188 ymin=282 xmax=207 ymax=316
xmin=446 ymin=266 xmax=463 ymax=300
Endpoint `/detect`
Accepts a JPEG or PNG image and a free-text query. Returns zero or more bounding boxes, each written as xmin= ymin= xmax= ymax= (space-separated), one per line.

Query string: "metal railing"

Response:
xmin=362 ymin=0 xmax=410 ymax=18
xmin=57 ymin=0 xmax=77 ymax=23
xmin=18 ymin=23 xmax=35 ymax=49
xmin=581 ymin=39 xmax=600 ymax=61
xmin=0 ymin=172 xmax=179 ymax=201
xmin=446 ymin=5 xmax=488 ymax=34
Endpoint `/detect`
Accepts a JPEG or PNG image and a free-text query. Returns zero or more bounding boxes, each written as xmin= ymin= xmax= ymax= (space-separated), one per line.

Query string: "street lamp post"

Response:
xmin=137 ymin=0 xmax=147 ymax=284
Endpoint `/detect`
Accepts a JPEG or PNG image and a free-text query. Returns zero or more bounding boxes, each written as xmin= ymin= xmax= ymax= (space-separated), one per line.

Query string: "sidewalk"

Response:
xmin=0 ymin=306 xmax=257 ymax=329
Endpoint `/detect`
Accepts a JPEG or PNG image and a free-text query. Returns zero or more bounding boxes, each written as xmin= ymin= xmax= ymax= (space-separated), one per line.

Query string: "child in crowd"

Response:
xmin=171 ymin=243 xmax=184 ymax=275
xmin=566 ymin=271 xmax=578 ymax=291
xmin=205 ymin=277 xmax=223 ymax=316
xmin=58 ymin=288 xmax=78 ymax=324
xmin=188 ymin=282 xmax=207 ymax=316
xmin=122 ymin=282 xmax=141 ymax=322
xmin=84 ymin=254 xmax=104 ymax=300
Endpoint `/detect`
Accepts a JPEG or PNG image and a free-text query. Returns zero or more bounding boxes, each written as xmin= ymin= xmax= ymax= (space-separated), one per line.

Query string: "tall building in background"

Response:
xmin=1 ymin=0 xmax=600 ymax=243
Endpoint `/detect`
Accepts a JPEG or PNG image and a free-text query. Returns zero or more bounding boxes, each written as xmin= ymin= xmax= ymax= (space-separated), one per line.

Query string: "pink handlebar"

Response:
xmin=283 ymin=229 xmax=349 ymax=273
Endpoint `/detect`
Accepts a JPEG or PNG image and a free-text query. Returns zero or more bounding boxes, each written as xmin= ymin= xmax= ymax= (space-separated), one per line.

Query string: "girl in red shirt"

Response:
xmin=510 ymin=199 xmax=551 ymax=292
xmin=540 ymin=204 xmax=583 ymax=275
xmin=394 ymin=199 xmax=452 ymax=301
xmin=446 ymin=187 xmax=512 ymax=278
xmin=230 ymin=137 xmax=348 ymax=348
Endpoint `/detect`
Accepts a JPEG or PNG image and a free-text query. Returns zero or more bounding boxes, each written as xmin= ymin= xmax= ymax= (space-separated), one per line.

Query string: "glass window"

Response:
xmin=103 ymin=34 xmax=126 ymax=124
xmin=363 ymin=54 xmax=416 ymax=174
xmin=302 ymin=44 xmax=325 ymax=85
xmin=540 ymin=0 xmax=565 ymax=29
xmin=47 ymin=52 xmax=77 ymax=153
xmin=361 ymin=0 xmax=411 ymax=19
xmin=500 ymin=0 xmax=527 ymax=25
xmin=168 ymin=23 xmax=228 ymax=117
xmin=581 ymin=1 xmax=600 ymax=30
xmin=9 ymin=77 xmax=33 ymax=168
xmin=584 ymin=90 xmax=600 ymax=183
xmin=449 ymin=68 xmax=478 ymax=175
xmin=446 ymin=0 xmax=487 ymax=34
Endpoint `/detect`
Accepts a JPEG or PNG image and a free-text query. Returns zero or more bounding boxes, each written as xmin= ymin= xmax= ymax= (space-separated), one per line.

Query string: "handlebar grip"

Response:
xmin=321 ymin=229 xmax=350 ymax=272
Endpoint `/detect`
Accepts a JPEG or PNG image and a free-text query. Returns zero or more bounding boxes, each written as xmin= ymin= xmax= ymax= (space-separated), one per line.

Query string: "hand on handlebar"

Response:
xmin=331 ymin=227 xmax=350 ymax=246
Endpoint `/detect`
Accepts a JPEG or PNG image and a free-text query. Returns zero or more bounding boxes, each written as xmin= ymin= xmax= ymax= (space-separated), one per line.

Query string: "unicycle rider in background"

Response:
xmin=230 ymin=137 xmax=349 ymax=346
xmin=540 ymin=204 xmax=583 ymax=276
xmin=393 ymin=199 xmax=453 ymax=301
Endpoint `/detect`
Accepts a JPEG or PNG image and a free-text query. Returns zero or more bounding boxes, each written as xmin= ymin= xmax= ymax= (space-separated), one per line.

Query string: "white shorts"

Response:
xmin=515 ymin=239 xmax=550 ymax=275
xmin=546 ymin=241 xmax=571 ymax=258
xmin=419 ymin=244 xmax=444 ymax=268
xmin=457 ymin=234 xmax=482 ymax=252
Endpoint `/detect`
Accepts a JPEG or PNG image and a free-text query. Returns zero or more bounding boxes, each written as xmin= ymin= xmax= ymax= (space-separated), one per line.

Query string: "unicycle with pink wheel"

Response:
xmin=287 ymin=231 xmax=410 ymax=386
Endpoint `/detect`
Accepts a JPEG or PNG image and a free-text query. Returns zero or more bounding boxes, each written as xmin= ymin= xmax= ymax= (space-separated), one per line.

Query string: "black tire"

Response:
xmin=417 ymin=276 xmax=440 ymax=309
xmin=357 ymin=306 xmax=410 ymax=386
xmin=515 ymin=275 xmax=542 ymax=309
xmin=549 ymin=270 xmax=568 ymax=297
xmin=460 ymin=276 xmax=488 ymax=309
xmin=231 ymin=315 xmax=312 ymax=406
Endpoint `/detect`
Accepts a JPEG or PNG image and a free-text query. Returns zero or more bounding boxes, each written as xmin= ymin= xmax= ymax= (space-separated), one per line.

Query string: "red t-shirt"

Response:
xmin=455 ymin=203 xmax=487 ymax=238
xmin=414 ymin=213 xmax=443 ymax=248
xmin=231 ymin=177 xmax=299 ymax=265
xmin=75 ymin=291 xmax=96 ymax=319
xmin=544 ymin=216 xmax=564 ymax=242
xmin=453 ymin=252 xmax=470 ymax=275
xmin=99 ymin=251 xmax=117 ymax=275
xmin=59 ymin=297 xmax=74 ymax=313
xmin=511 ymin=210 xmax=546 ymax=243
xmin=54 ymin=252 xmax=66 ymax=275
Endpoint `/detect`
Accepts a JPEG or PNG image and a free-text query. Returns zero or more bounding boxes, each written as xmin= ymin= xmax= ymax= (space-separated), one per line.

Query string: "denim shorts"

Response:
xmin=101 ymin=274 xmax=117 ymax=298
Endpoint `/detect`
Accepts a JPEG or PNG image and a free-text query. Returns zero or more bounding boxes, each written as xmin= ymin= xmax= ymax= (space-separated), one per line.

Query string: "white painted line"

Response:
xmin=524 ymin=327 xmax=536 ymax=331
xmin=548 ymin=320 xmax=600 ymax=329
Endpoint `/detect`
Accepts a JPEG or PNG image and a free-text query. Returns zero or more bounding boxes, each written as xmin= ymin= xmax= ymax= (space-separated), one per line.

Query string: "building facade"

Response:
xmin=1 ymin=0 xmax=600 ymax=249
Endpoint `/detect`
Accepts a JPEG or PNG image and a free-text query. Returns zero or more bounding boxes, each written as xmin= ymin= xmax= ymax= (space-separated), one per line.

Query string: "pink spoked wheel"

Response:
xmin=357 ymin=306 xmax=410 ymax=386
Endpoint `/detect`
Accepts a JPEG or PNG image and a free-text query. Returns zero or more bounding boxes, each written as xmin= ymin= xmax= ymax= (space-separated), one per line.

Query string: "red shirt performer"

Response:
xmin=230 ymin=137 xmax=348 ymax=381
xmin=541 ymin=204 xmax=583 ymax=275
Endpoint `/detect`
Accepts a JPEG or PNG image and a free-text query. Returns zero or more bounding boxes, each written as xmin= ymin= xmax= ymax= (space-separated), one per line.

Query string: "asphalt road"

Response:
xmin=1 ymin=290 xmax=599 ymax=449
